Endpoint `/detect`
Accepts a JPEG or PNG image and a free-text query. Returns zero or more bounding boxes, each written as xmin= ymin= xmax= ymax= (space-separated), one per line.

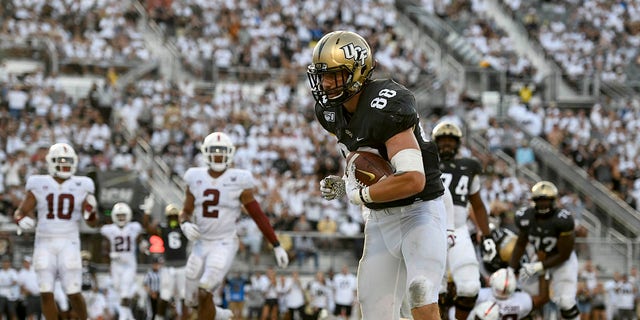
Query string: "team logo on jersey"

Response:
xmin=231 ymin=177 xmax=237 ymax=182
xmin=76 ymin=182 xmax=81 ymax=186
xmin=345 ymin=130 xmax=353 ymax=137
xmin=340 ymin=43 xmax=368 ymax=66
xmin=323 ymin=111 xmax=335 ymax=122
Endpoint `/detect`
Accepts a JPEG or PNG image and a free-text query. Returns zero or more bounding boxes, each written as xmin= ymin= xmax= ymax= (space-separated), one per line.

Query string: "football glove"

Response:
xmin=345 ymin=162 xmax=372 ymax=205
xmin=319 ymin=175 xmax=345 ymax=200
xmin=180 ymin=221 xmax=201 ymax=241
xmin=83 ymin=194 xmax=97 ymax=221
xmin=273 ymin=246 xmax=289 ymax=268
xmin=140 ymin=194 xmax=155 ymax=215
xmin=447 ymin=229 xmax=456 ymax=249
xmin=16 ymin=216 xmax=36 ymax=231
xmin=519 ymin=262 xmax=544 ymax=282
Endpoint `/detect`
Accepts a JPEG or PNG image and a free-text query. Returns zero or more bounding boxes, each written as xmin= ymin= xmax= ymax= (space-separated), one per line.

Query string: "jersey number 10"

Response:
xmin=46 ymin=193 xmax=74 ymax=220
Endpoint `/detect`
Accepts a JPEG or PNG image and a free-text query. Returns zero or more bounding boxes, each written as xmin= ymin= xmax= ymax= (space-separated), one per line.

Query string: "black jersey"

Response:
xmin=439 ymin=157 xmax=483 ymax=207
xmin=514 ymin=207 xmax=575 ymax=256
xmin=160 ymin=223 xmax=188 ymax=266
xmin=315 ymin=79 xmax=444 ymax=210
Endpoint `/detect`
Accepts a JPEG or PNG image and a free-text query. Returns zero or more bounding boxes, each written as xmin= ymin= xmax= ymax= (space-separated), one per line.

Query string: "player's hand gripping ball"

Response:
xmin=346 ymin=151 xmax=394 ymax=187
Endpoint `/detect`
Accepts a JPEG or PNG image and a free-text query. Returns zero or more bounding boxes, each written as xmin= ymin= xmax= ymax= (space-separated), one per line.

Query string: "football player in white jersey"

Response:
xmin=470 ymin=268 xmax=550 ymax=320
xmin=13 ymin=142 xmax=98 ymax=320
xmin=179 ymin=132 xmax=289 ymax=320
xmin=100 ymin=202 xmax=143 ymax=320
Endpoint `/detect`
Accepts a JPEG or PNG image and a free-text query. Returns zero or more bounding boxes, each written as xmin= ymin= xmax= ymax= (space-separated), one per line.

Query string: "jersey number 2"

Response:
xmin=202 ymin=189 xmax=220 ymax=218
xmin=46 ymin=193 xmax=74 ymax=220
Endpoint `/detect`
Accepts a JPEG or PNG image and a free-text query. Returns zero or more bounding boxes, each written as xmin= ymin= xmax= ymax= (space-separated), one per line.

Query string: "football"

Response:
xmin=346 ymin=151 xmax=394 ymax=187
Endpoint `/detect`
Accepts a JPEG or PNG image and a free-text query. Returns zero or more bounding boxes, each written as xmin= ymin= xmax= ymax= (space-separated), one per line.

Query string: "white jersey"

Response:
xmin=452 ymin=175 xmax=481 ymax=229
xmin=27 ymin=175 xmax=95 ymax=237
xmin=183 ymin=167 xmax=254 ymax=241
xmin=100 ymin=222 xmax=143 ymax=264
xmin=308 ymin=281 xmax=333 ymax=309
xmin=473 ymin=288 xmax=533 ymax=320
xmin=332 ymin=272 xmax=357 ymax=305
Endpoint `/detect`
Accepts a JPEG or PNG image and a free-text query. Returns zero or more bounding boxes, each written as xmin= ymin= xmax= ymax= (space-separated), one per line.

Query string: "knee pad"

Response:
xmin=560 ymin=304 xmax=580 ymax=320
xmin=408 ymin=276 xmax=437 ymax=308
xmin=455 ymin=280 xmax=480 ymax=298
xmin=454 ymin=294 xmax=478 ymax=312
xmin=185 ymin=255 xmax=204 ymax=280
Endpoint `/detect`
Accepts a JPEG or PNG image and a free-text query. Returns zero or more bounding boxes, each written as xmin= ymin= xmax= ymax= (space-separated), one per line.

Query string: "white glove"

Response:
xmin=83 ymin=194 xmax=97 ymax=220
xmin=273 ymin=246 xmax=289 ymax=268
xmin=17 ymin=216 xmax=36 ymax=230
xmin=519 ymin=262 xmax=544 ymax=282
xmin=140 ymin=194 xmax=155 ymax=215
xmin=345 ymin=162 xmax=372 ymax=206
xmin=446 ymin=229 xmax=456 ymax=249
xmin=180 ymin=221 xmax=201 ymax=241
xmin=319 ymin=175 xmax=346 ymax=200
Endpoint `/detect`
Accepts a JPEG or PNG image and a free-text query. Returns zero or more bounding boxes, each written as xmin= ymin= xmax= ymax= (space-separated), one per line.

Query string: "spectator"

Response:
xmin=282 ymin=271 xmax=306 ymax=320
xmin=0 ymin=256 xmax=18 ymax=320
xmin=332 ymin=265 xmax=357 ymax=320
xmin=293 ymin=236 xmax=319 ymax=270
xmin=316 ymin=215 xmax=337 ymax=249
xmin=143 ymin=256 xmax=162 ymax=320
xmin=16 ymin=256 xmax=40 ymax=320
xmin=225 ymin=272 xmax=247 ymax=320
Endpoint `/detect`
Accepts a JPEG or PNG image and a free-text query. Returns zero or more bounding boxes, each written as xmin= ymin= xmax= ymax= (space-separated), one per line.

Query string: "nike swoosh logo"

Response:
xmin=356 ymin=169 xmax=376 ymax=181
xmin=356 ymin=137 xmax=365 ymax=141
xmin=460 ymin=166 xmax=467 ymax=170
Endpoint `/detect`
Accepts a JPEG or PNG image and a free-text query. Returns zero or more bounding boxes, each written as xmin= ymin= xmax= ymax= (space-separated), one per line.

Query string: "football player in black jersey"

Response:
xmin=509 ymin=181 xmax=580 ymax=320
xmin=309 ymin=30 xmax=447 ymax=320
xmin=432 ymin=121 xmax=499 ymax=319
xmin=142 ymin=200 xmax=190 ymax=320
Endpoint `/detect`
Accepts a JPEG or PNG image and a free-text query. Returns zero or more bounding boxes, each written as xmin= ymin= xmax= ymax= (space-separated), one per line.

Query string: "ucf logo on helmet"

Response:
xmin=340 ymin=43 xmax=368 ymax=65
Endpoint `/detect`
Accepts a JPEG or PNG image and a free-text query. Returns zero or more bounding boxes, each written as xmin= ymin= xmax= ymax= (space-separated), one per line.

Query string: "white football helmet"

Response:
xmin=112 ymin=202 xmax=132 ymax=227
xmin=201 ymin=132 xmax=235 ymax=172
xmin=473 ymin=301 xmax=500 ymax=320
xmin=490 ymin=268 xmax=517 ymax=300
xmin=46 ymin=143 xmax=78 ymax=179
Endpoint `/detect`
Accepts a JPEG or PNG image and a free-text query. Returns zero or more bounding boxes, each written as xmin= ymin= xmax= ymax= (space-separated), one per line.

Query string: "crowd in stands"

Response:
xmin=144 ymin=0 xmax=435 ymax=88
xmin=504 ymin=0 xmax=640 ymax=83
xmin=3 ymin=0 xmax=149 ymax=70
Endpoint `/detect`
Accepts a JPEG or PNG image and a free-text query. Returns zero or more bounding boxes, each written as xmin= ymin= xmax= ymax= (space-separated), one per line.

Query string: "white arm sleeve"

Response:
xmin=390 ymin=149 xmax=424 ymax=174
